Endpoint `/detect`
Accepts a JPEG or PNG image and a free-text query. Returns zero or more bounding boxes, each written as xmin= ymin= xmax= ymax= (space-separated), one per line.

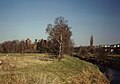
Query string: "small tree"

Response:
xmin=46 ymin=16 xmax=73 ymax=60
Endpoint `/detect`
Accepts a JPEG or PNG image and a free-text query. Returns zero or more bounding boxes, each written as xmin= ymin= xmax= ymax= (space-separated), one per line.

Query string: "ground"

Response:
xmin=0 ymin=53 xmax=109 ymax=84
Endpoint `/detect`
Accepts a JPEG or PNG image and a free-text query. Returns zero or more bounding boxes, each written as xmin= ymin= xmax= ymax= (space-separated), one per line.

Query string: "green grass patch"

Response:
xmin=0 ymin=53 xmax=109 ymax=84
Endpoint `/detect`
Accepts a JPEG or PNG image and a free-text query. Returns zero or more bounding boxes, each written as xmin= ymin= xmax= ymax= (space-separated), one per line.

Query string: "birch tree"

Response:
xmin=46 ymin=16 xmax=73 ymax=60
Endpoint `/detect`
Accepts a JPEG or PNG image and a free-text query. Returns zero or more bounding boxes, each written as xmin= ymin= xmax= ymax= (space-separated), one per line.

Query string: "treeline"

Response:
xmin=0 ymin=38 xmax=51 ymax=53
xmin=0 ymin=16 xmax=74 ymax=60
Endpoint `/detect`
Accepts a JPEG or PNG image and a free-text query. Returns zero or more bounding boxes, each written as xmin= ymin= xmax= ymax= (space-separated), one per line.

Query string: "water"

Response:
xmin=98 ymin=65 xmax=120 ymax=84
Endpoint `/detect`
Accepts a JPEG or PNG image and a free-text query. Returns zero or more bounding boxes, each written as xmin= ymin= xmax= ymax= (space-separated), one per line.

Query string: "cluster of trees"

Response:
xmin=0 ymin=38 xmax=52 ymax=53
xmin=74 ymin=35 xmax=95 ymax=58
xmin=0 ymin=17 xmax=74 ymax=60
xmin=0 ymin=40 xmax=21 ymax=53
xmin=0 ymin=39 xmax=34 ymax=53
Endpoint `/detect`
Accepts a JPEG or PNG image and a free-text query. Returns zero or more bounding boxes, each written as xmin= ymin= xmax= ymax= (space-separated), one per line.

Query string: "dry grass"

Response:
xmin=0 ymin=53 xmax=109 ymax=84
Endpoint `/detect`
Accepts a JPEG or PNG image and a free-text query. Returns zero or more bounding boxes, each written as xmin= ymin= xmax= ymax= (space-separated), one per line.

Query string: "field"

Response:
xmin=0 ymin=53 xmax=109 ymax=84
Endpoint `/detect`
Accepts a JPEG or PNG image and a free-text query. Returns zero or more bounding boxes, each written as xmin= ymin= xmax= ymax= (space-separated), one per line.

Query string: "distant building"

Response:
xmin=98 ymin=44 xmax=120 ymax=54
xmin=110 ymin=44 xmax=120 ymax=54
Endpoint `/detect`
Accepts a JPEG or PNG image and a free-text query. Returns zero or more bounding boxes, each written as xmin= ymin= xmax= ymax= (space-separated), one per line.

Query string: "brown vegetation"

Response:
xmin=0 ymin=54 xmax=109 ymax=84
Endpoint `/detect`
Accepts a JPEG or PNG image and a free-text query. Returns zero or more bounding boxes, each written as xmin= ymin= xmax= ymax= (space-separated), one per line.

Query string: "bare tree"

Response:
xmin=1 ymin=41 xmax=11 ymax=53
xmin=46 ymin=16 xmax=73 ymax=60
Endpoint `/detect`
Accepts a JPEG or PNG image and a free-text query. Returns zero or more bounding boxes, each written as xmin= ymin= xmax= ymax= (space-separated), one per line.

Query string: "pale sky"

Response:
xmin=0 ymin=0 xmax=120 ymax=46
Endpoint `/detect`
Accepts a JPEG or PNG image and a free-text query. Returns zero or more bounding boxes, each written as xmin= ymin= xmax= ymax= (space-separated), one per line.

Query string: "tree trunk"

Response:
xmin=58 ymin=31 xmax=63 ymax=61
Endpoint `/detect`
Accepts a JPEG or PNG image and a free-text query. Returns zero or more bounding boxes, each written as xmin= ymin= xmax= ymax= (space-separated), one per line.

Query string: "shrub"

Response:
xmin=79 ymin=47 xmax=88 ymax=58
xmin=97 ymin=48 xmax=108 ymax=60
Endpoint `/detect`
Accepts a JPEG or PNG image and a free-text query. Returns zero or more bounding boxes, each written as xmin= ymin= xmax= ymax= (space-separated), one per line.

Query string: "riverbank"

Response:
xmin=74 ymin=54 xmax=120 ymax=84
xmin=0 ymin=53 xmax=109 ymax=84
xmin=75 ymin=54 xmax=120 ymax=70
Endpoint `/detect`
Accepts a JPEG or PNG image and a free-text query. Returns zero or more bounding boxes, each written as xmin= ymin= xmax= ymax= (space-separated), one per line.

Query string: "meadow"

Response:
xmin=0 ymin=53 xmax=109 ymax=84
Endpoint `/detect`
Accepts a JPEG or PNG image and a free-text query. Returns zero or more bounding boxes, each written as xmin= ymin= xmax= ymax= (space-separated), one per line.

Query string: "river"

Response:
xmin=98 ymin=65 xmax=120 ymax=84
xmin=74 ymin=55 xmax=120 ymax=84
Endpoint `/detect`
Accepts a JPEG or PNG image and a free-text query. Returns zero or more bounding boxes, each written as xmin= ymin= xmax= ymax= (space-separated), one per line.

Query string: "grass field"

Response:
xmin=0 ymin=53 xmax=109 ymax=84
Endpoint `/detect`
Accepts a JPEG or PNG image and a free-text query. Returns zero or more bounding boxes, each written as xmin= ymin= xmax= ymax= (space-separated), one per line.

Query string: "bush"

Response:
xmin=79 ymin=47 xmax=88 ymax=58
xmin=97 ymin=48 xmax=108 ymax=60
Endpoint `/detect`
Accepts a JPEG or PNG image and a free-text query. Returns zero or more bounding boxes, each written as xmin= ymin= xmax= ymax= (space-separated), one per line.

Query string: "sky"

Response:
xmin=0 ymin=0 xmax=120 ymax=46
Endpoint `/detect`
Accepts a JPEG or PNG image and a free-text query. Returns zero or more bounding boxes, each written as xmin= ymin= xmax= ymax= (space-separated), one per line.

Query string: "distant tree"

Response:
xmin=97 ymin=48 xmax=108 ymax=60
xmin=80 ymin=47 xmax=88 ymax=58
xmin=25 ymin=38 xmax=33 ymax=53
xmin=0 ymin=40 xmax=20 ymax=53
xmin=90 ymin=35 xmax=93 ymax=47
xmin=11 ymin=40 xmax=19 ymax=53
xmin=33 ymin=39 xmax=37 ymax=52
xmin=46 ymin=16 xmax=73 ymax=60
xmin=0 ymin=44 xmax=3 ymax=52
xmin=20 ymin=40 xmax=25 ymax=54
xmin=40 ymin=39 xmax=48 ymax=53
xmin=36 ymin=39 xmax=40 ymax=53
xmin=34 ymin=39 xmax=37 ymax=44
xmin=1 ymin=41 xmax=11 ymax=53
xmin=39 ymin=39 xmax=45 ymax=53
xmin=0 ymin=39 xmax=36 ymax=53
xmin=89 ymin=35 xmax=94 ymax=54
xmin=36 ymin=39 xmax=48 ymax=53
